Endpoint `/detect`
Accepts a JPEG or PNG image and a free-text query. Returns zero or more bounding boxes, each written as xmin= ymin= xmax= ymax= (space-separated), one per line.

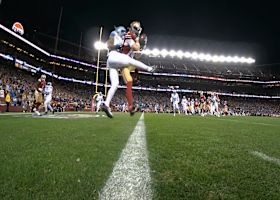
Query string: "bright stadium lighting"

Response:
xmin=184 ymin=51 xmax=191 ymax=58
xmin=232 ymin=56 xmax=239 ymax=63
xmin=160 ymin=49 xmax=169 ymax=57
xmin=142 ymin=48 xmax=151 ymax=55
xmin=198 ymin=53 xmax=206 ymax=61
xmin=151 ymin=48 xmax=160 ymax=56
xmin=212 ymin=55 xmax=219 ymax=62
xmin=247 ymin=58 xmax=255 ymax=64
xmin=94 ymin=41 xmax=107 ymax=50
xmin=191 ymin=52 xmax=198 ymax=60
xmin=239 ymin=57 xmax=246 ymax=63
xmin=176 ymin=50 xmax=184 ymax=59
xmin=169 ymin=50 xmax=176 ymax=57
xmin=225 ymin=56 xmax=232 ymax=63
xmin=205 ymin=54 xmax=211 ymax=61
xmin=218 ymin=55 xmax=226 ymax=62
xmin=139 ymin=46 xmax=255 ymax=64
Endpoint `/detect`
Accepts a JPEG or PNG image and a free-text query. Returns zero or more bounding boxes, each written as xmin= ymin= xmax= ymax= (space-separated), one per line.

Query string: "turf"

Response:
xmin=0 ymin=113 xmax=140 ymax=200
xmin=145 ymin=114 xmax=280 ymax=200
xmin=0 ymin=112 xmax=280 ymax=200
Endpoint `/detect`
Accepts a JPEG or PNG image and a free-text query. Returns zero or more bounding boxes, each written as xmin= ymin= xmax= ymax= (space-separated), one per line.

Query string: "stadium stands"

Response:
xmin=0 ymin=23 xmax=279 ymax=116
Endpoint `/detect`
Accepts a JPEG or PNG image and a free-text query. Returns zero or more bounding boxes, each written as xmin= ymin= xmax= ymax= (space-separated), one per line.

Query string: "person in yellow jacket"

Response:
xmin=5 ymin=91 xmax=11 ymax=112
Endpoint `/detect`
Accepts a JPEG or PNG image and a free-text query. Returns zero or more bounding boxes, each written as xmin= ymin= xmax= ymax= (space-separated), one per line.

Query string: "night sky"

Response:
xmin=0 ymin=0 xmax=279 ymax=64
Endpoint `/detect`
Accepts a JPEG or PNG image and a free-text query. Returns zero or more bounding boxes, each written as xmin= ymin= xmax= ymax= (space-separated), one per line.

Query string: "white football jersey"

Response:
xmin=181 ymin=98 xmax=187 ymax=105
xmin=96 ymin=94 xmax=103 ymax=102
xmin=171 ymin=93 xmax=180 ymax=103
xmin=44 ymin=85 xmax=53 ymax=96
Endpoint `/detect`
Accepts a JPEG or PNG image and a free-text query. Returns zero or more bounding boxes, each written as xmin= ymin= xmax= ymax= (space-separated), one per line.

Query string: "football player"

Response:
xmin=181 ymin=96 xmax=188 ymax=115
xmin=102 ymin=22 xmax=154 ymax=118
xmin=170 ymin=90 xmax=180 ymax=116
xmin=200 ymin=92 xmax=206 ymax=116
xmin=43 ymin=82 xmax=54 ymax=114
xmin=33 ymin=74 xmax=46 ymax=116
xmin=95 ymin=92 xmax=104 ymax=113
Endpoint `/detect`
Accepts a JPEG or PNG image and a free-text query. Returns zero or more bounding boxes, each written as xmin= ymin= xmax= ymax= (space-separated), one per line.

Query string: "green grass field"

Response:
xmin=0 ymin=112 xmax=280 ymax=200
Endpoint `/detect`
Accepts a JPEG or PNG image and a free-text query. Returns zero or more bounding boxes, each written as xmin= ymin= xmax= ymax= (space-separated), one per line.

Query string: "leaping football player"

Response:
xmin=102 ymin=21 xmax=154 ymax=118
xmin=33 ymin=74 xmax=46 ymax=116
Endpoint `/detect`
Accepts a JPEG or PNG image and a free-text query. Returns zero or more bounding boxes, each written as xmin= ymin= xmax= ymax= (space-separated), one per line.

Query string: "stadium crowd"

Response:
xmin=1 ymin=63 xmax=280 ymax=116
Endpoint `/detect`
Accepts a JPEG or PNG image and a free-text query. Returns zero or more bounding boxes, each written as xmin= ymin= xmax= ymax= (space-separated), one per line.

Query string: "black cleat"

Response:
xmin=101 ymin=104 xmax=113 ymax=118
xmin=129 ymin=106 xmax=138 ymax=116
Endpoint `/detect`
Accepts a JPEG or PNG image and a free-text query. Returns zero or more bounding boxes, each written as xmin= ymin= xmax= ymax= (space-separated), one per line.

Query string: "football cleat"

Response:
xmin=101 ymin=104 xmax=113 ymax=118
xmin=128 ymin=105 xmax=138 ymax=116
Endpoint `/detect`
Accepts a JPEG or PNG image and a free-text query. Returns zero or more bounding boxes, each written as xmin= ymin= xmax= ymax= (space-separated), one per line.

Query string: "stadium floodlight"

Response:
xmin=160 ymin=49 xmax=169 ymax=57
xmin=212 ymin=55 xmax=219 ymax=62
xmin=205 ymin=54 xmax=212 ymax=61
xmin=218 ymin=55 xmax=226 ymax=62
xmin=198 ymin=53 xmax=206 ymax=61
xmin=94 ymin=41 xmax=107 ymax=50
xmin=151 ymin=48 xmax=160 ymax=56
xmin=142 ymin=48 xmax=151 ymax=55
xmin=191 ymin=52 xmax=198 ymax=60
xmin=139 ymin=46 xmax=256 ymax=64
xmin=169 ymin=50 xmax=176 ymax=57
xmin=176 ymin=50 xmax=184 ymax=59
xmin=184 ymin=51 xmax=191 ymax=58
xmin=232 ymin=56 xmax=239 ymax=63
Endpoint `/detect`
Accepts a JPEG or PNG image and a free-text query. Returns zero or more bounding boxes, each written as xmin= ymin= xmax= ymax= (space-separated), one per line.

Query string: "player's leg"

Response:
xmin=44 ymin=97 xmax=48 ymax=113
xmin=173 ymin=102 xmax=176 ymax=116
xmin=176 ymin=103 xmax=180 ymax=114
xmin=96 ymin=101 xmax=101 ymax=112
xmin=33 ymin=91 xmax=41 ymax=115
xmin=108 ymin=51 xmax=153 ymax=72
xmin=121 ymin=67 xmax=136 ymax=116
xmin=47 ymin=96 xmax=53 ymax=113
xmin=104 ymin=68 xmax=119 ymax=107
xmin=103 ymin=68 xmax=119 ymax=118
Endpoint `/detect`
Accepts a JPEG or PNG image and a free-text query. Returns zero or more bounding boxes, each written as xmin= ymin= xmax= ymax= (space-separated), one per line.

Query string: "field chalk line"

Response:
xmin=100 ymin=112 xmax=152 ymax=200
xmin=251 ymin=151 xmax=280 ymax=166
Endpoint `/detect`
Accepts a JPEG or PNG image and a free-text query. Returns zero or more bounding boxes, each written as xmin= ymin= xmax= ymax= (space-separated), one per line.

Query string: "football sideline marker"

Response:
xmin=100 ymin=113 xmax=152 ymax=200
xmin=251 ymin=151 xmax=280 ymax=166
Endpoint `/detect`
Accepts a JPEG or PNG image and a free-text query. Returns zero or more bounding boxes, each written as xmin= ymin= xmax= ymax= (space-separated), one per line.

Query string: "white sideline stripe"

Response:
xmin=100 ymin=113 xmax=152 ymax=200
xmin=251 ymin=151 xmax=280 ymax=166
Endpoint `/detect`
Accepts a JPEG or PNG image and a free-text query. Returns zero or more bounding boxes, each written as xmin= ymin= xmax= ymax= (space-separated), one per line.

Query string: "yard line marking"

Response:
xmin=100 ymin=113 xmax=152 ymax=200
xmin=251 ymin=151 xmax=280 ymax=166
xmin=210 ymin=117 xmax=279 ymax=127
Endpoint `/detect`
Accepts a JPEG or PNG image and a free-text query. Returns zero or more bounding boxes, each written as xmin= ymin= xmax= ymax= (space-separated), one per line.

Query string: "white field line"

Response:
xmin=210 ymin=117 xmax=279 ymax=127
xmin=251 ymin=151 xmax=280 ymax=166
xmin=100 ymin=113 xmax=152 ymax=200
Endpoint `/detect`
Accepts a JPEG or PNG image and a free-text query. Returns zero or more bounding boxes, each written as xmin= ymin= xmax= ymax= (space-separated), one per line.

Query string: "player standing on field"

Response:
xmin=181 ymin=96 xmax=188 ymax=115
xmin=95 ymin=92 xmax=104 ymax=113
xmin=170 ymin=90 xmax=180 ymax=116
xmin=43 ymin=82 xmax=54 ymax=115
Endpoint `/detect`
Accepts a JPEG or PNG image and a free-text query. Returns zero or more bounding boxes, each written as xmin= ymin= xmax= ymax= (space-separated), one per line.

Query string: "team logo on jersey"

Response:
xmin=12 ymin=22 xmax=24 ymax=35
